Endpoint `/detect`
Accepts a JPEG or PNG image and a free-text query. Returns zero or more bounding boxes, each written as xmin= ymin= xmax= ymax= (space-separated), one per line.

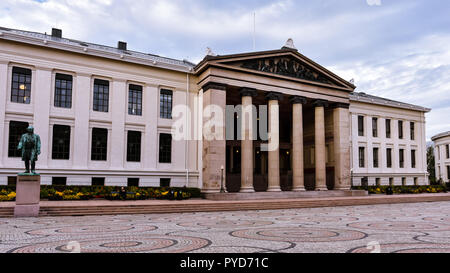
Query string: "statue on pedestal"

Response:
xmin=17 ymin=126 xmax=41 ymax=174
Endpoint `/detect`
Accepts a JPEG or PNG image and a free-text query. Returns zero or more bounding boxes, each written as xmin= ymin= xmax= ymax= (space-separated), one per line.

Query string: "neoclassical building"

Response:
xmin=432 ymin=131 xmax=450 ymax=183
xmin=0 ymin=27 xmax=430 ymax=192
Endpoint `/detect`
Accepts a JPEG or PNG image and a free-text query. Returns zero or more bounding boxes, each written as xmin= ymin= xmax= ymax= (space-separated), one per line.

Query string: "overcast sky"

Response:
xmin=0 ymin=0 xmax=449 ymax=140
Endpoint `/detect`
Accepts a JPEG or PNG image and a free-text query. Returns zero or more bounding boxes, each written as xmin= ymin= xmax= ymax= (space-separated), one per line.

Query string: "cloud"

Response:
xmin=0 ymin=0 xmax=448 ymax=139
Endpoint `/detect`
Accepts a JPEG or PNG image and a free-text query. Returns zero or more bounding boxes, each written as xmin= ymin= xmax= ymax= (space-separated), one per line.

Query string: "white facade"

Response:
xmin=0 ymin=27 xmax=432 ymax=189
xmin=349 ymin=93 xmax=430 ymax=186
xmin=0 ymin=28 xmax=200 ymax=188
xmin=432 ymin=132 xmax=450 ymax=183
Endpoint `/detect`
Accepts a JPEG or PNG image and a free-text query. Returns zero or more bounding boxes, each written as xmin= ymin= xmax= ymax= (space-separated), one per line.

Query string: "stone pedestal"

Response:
xmin=14 ymin=175 xmax=40 ymax=217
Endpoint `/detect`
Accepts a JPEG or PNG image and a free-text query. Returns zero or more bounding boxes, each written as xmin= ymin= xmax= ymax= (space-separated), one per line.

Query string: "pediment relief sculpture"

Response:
xmin=236 ymin=57 xmax=339 ymax=86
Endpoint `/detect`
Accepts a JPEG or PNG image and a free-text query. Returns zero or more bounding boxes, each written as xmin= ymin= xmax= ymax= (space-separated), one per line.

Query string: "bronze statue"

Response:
xmin=17 ymin=126 xmax=41 ymax=174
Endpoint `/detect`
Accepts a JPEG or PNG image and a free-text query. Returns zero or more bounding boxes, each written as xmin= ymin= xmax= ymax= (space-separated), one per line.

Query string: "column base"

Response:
xmin=267 ymin=187 xmax=282 ymax=192
xmin=292 ymin=187 xmax=306 ymax=192
xmin=315 ymin=187 xmax=328 ymax=191
xmin=240 ymin=187 xmax=255 ymax=193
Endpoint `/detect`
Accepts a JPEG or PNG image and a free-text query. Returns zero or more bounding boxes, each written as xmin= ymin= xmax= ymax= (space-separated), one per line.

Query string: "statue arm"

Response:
xmin=17 ymin=135 xmax=24 ymax=150
xmin=36 ymin=135 xmax=41 ymax=155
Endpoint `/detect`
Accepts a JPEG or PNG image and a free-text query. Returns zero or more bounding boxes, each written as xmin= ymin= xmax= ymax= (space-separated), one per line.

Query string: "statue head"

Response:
xmin=26 ymin=126 xmax=34 ymax=134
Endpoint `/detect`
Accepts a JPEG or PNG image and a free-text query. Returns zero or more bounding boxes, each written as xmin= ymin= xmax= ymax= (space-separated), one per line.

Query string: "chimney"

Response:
xmin=118 ymin=41 xmax=127 ymax=51
xmin=51 ymin=28 xmax=62 ymax=38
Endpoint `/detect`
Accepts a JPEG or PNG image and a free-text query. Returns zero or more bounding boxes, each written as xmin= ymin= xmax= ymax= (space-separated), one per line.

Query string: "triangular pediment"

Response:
xmin=196 ymin=50 xmax=355 ymax=91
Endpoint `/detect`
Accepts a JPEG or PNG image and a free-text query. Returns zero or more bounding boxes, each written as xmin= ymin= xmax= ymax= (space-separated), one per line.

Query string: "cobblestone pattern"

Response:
xmin=1 ymin=202 xmax=450 ymax=253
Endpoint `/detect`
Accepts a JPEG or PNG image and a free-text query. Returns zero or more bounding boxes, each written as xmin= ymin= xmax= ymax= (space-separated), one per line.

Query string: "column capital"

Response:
xmin=331 ymin=102 xmax=350 ymax=109
xmin=313 ymin=99 xmax=329 ymax=107
xmin=239 ymin=87 xmax=258 ymax=97
xmin=266 ymin=92 xmax=283 ymax=101
xmin=202 ymin=82 xmax=227 ymax=92
xmin=290 ymin=95 xmax=307 ymax=105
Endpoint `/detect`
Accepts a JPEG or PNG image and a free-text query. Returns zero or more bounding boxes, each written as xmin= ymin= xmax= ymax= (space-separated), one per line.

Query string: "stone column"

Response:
xmin=333 ymin=103 xmax=351 ymax=190
xmin=240 ymin=88 xmax=257 ymax=193
xmin=291 ymin=96 xmax=307 ymax=191
xmin=314 ymin=100 xmax=328 ymax=191
xmin=266 ymin=92 xmax=283 ymax=192
xmin=202 ymin=82 xmax=227 ymax=193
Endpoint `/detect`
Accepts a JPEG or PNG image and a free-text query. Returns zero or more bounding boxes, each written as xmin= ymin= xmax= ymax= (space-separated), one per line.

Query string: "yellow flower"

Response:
xmin=7 ymin=192 xmax=16 ymax=198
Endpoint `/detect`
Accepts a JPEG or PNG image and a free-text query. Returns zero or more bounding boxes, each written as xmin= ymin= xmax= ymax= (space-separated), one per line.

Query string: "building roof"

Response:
xmin=431 ymin=131 xmax=450 ymax=141
xmin=0 ymin=26 xmax=195 ymax=73
xmin=350 ymin=92 xmax=431 ymax=113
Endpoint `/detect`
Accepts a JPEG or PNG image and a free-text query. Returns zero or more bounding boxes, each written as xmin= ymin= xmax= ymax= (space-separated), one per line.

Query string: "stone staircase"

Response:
xmin=38 ymin=193 xmax=450 ymax=217
xmin=0 ymin=207 xmax=14 ymax=218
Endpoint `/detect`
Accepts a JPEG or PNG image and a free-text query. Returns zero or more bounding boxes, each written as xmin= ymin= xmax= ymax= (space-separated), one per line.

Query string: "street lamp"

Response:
xmin=220 ymin=165 xmax=225 ymax=193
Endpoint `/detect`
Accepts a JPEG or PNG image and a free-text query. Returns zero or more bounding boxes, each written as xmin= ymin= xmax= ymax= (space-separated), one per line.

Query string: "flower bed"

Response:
xmin=352 ymin=185 xmax=448 ymax=195
xmin=0 ymin=185 xmax=200 ymax=202
xmin=0 ymin=189 xmax=16 ymax=201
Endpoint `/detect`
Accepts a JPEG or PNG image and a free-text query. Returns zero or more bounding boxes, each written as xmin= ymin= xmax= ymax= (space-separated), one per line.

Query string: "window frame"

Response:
xmin=126 ymin=130 xmax=142 ymax=162
xmin=398 ymin=120 xmax=404 ymax=139
xmin=386 ymin=119 xmax=391 ymax=138
xmin=54 ymin=73 xmax=73 ymax=109
xmin=11 ymin=66 xmax=32 ymax=104
xmin=159 ymin=133 xmax=172 ymax=163
xmin=93 ymin=79 xmax=110 ymax=113
xmin=358 ymin=147 xmax=365 ymax=168
xmin=51 ymin=124 xmax=71 ymax=160
xmin=8 ymin=121 xmax=29 ymax=158
xmin=372 ymin=117 xmax=378 ymax=138
xmin=373 ymin=147 xmax=379 ymax=168
xmin=358 ymin=116 xmax=364 ymax=137
xmin=160 ymin=89 xmax=173 ymax=119
xmin=386 ymin=148 xmax=393 ymax=168
xmin=399 ymin=149 xmax=405 ymax=168
xmin=128 ymin=84 xmax=143 ymax=116
xmin=91 ymin=128 xmax=108 ymax=161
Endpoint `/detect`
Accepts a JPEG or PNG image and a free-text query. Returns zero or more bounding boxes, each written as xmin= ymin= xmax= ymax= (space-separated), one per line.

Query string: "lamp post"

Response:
xmin=220 ymin=165 xmax=225 ymax=193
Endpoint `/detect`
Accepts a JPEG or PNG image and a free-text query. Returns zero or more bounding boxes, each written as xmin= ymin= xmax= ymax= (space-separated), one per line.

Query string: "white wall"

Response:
xmin=350 ymin=101 xmax=429 ymax=186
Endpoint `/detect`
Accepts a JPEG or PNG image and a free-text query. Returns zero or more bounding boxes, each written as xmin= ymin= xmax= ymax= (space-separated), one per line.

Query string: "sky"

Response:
xmin=0 ymin=0 xmax=449 ymax=140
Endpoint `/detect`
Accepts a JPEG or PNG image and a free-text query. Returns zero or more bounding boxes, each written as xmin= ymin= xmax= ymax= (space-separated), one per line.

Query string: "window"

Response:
xmin=92 ymin=177 xmax=105 ymax=186
xmin=160 ymin=89 xmax=173 ymax=119
xmin=411 ymin=150 xmax=416 ymax=169
xmin=7 ymin=177 xmax=17 ymax=186
xmin=8 ymin=121 xmax=29 ymax=157
xmin=54 ymin=73 xmax=73 ymax=108
xmin=128 ymin=84 xmax=142 ymax=116
xmin=91 ymin=128 xmax=108 ymax=161
xmin=402 ymin=177 xmax=406 ymax=186
xmin=160 ymin=178 xmax=171 ymax=188
xmin=387 ymin=148 xmax=392 ymax=168
xmin=128 ymin=178 xmax=139 ymax=187
xmin=358 ymin=116 xmax=364 ymax=136
xmin=126 ymin=131 xmax=141 ymax=162
xmin=93 ymin=79 xmax=109 ymax=112
xmin=159 ymin=133 xmax=172 ymax=163
xmin=447 ymin=145 xmax=450 ymax=159
xmin=448 ymin=166 xmax=450 ymax=180
xmin=399 ymin=149 xmax=405 ymax=168
xmin=359 ymin=147 xmax=365 ymax=168
xmin=11 ymin=67 xmax=31 ymax=104
xmin=52 ymin=177 xmax=67 ymax=186
xmin=389 ymin=177 xmax=394 ymax=186
xmin=410 ymin=122 xmax=415 ymax=141
xmin=386 ymin=119 xmax=391 ymax=138
xmin=398 ymin=120 xmax=404 ymax=139
xmin=52 ymin=125 xmax=71 ymax=160
xmin=372 ymin=118 xmax=378 ymax=137
xmin=373 ymin=148 xmax=379 ymax=168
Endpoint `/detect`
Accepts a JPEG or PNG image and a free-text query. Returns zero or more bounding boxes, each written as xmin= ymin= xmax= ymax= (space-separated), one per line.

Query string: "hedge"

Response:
xmin=0 ymin=185 xmax=201 ymax=202
xmin=352 ymin=185 xmax=448 ymax=194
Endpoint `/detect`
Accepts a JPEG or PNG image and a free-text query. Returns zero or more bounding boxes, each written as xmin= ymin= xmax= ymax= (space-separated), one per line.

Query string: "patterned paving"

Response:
xmin=1 ymin=201 xmax=450 ymax=253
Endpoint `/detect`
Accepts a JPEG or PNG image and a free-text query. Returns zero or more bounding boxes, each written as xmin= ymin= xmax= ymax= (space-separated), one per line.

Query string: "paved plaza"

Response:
xmin=1 ymin=201 xmax=450 ymax=253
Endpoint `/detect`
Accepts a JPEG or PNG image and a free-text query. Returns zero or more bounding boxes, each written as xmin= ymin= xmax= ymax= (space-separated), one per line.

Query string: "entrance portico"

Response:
xmin=195 ymin=44 xmax=355 ymax=195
